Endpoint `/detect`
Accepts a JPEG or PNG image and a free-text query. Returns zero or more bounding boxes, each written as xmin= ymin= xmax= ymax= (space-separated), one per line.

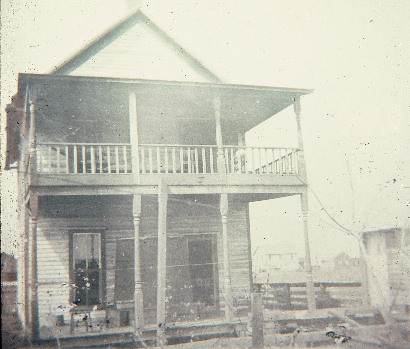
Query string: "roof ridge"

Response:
xmin=51 ymin=9 xmax=221 ymax=82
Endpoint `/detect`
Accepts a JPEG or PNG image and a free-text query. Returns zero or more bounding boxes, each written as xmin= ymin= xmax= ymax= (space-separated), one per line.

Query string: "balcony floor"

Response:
xmin=33 ymin=172 xmax=306 ymax=197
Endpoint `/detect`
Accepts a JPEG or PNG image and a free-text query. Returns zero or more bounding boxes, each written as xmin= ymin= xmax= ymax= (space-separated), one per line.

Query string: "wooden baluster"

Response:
xmin=165 ymin=146 xmax=169 ymax=174
xmin=288 ymin=150 xmax=293 ymax=174
xmin=187 ymin=147 xmax=191 ymax=173
xmin=107 ymin=146 xmax=111 ymax=173
xmin=224 ymin=148 xmax=229 ymax=173
xmin=202 ymin=147 xmax=207 ymax=173
xmin=82 ymin=146 xmax=86 ymax=173
xmin=210 ymin=147 xmax=214 ymax=173
xmin=265 ymin=148 xmax=269 ymax=174
xmin=123 ymin=145 xmax=128 ymax=173
xmin=278 ymin=149 xmax=283 ymax=174
xmin=140 ymin=146 xmax=145 ymax=174
xmin=230 ymin=148 xmax=235 ymax=173
xmin=270 ymin=148 xmax=275 ymax=174
xmin=239 ymin=147 xmax=244 ymax=173
xmin=251 ymin=148 xmax=255 ymax=174
xmin=56 ymin=146 xmax=60 ymax=173
xmin=73 ymin=146 xmax=78 ymax=174
xmin=172 ymin=147 xmax=176 ymax=174
xmin=48 ymin=145 xmax=52 ymax=172
xmin=272 ymin=149 xmax=277 ymax=174
xmin=156 ymin=146 xmax=161 ymax=173
xmin=195 ymin=148 xmax=199 ymax=173
xmin=99 ymin=146 xmax=103 ymax=173
xmin=38 ymin=146 xmax=42 ymax=173
xmin=148 ymin=147 xmax=153 ymax=173
xmin=295 ymin=150 xmax=299 ymax=174
xmin=180 ymin=147 xmax=184 ymax=173
xmin=258 ymin=148 xmax=262 ymax=173
xmin=115 ymin=146 xmax=120 ymax=174
xmin=91 ymin=146 xmax=96 ymax=174
xmin=65 ymin=145 xmax=69 ymax=173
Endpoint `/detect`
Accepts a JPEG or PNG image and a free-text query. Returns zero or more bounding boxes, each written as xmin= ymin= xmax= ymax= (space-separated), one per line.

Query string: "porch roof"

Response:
xmin=18 ymin=72 xmax=312 ymax=99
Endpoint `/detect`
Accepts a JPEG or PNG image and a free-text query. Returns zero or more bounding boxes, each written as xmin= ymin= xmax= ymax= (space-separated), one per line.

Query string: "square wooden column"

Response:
xmin=129 ymin=92 xmax=140 ymax=182
xmin=29 ymin=100 xmax=38 ymax=185
xmin=157 ymin=179 xmax=168 ymax=345
xmin=294 ymin=96 xmax=307 ymax=180
xmin=132 ymin=195 xmax=144 ymax=331
xmin=28 ymin=195 xmax=39 ymax=340
xmin=301 ymin=192 xmax=316 ymax=310
xmin=220 ymin=194 xmax=234 ymax=321
xmin=214 ymin=95 xmax=227 ymax=174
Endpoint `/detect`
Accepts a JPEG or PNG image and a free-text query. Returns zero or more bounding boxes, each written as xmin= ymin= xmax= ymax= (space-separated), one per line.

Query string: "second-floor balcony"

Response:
xmin=11 ymin=74 xmax=311 ymax=193
xmin=36 ymin=142 xmax=300 ymax=176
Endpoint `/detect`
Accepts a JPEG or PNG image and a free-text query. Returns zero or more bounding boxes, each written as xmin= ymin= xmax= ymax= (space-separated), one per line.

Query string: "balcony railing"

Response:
xmin=36 ymin=143 xmax=299 ymax=175
xmin=36 ymin=142 xmax=132 ymax=174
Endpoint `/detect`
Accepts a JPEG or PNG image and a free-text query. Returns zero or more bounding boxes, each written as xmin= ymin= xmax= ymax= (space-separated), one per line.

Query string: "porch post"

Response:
xmin=301 ymin=192 xmax=316 ymax=310
xmin=28 ymin=194 xmax=39 ymax=340
xmin=157 ymin=178 xmax=168 ymax=345
xmin=28 ymin=100 xmax=38 ymax=185
xmin=220 ymin=194 xmax=234 ymax=321
xmin=214 ymin=95 xmax=226 ymax=174
xmin=294 ymin=96 xmax=307 ymax=179
xmin=129 ymin=91 xmax=140 ymax=182
xmin=132 ymin=194 xmax=144 ymax=331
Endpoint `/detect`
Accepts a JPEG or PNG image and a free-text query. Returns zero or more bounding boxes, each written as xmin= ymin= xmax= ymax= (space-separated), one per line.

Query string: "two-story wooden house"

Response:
xmin=5 ymin=9 xmax=315 ymax=346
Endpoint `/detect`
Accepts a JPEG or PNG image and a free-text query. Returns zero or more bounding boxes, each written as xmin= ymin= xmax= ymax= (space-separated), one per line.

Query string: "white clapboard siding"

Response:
xmin=36 ymin=199 xmax=252 ymax=327
xmin=72 ymin=21 xmax=209 ymax=82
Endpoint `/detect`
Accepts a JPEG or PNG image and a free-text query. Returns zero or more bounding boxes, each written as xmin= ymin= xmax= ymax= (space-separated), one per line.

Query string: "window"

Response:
xmin=115 ymin=239 xmax=134 ymax=302
xmin=71 ymin=232 xmax=103 ymax=306
xmin=188 ymin=239 xmax=216 ymax=306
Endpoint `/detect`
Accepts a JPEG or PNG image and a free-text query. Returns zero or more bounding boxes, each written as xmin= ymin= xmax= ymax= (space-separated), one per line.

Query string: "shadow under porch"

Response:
xmin=34 ymin=193 xmax=285 ymax=341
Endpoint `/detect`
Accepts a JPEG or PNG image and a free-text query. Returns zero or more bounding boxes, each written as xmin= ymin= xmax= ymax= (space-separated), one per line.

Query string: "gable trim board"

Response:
xmin=52 ymin=10 xmax=221 ymax=83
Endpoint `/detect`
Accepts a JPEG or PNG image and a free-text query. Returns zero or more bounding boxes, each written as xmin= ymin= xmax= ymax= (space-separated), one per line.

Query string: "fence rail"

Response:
xmin=254 ymin=282 xmax=363 ymax=310
xmin=36 ymin=143 xmax=300 ymax=176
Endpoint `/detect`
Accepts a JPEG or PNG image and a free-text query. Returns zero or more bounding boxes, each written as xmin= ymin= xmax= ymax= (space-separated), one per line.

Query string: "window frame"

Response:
xmin=186 ymin=234 xmax=219 ymax=308
xmin=69 ymin=229 xmax=106 ymax=308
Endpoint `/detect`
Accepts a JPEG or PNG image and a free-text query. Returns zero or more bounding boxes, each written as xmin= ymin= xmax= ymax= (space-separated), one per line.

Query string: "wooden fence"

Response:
xmin=254 ymin=282 xmax=363 ymax=310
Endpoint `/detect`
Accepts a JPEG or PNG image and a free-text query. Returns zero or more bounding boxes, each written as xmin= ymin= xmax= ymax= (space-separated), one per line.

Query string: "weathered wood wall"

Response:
xmin=71 ymin=21 xmax=210 ymax=82
xmin=36 ymin=195 xmax=251 ymax=328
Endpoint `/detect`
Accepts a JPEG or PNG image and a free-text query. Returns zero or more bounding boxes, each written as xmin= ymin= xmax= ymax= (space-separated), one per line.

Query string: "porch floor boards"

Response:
xmin=41 ymin=316 xmax=241 ymax=340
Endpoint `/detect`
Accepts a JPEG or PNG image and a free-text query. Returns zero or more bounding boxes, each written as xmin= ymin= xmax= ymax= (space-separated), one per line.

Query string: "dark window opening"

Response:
xmin=71 ymin=233 xmax=102 ymax=306
xmin=115 ymin=239 xmax=134 ymax=302
xmin=188 ymin=239 xmax=215 ymax=306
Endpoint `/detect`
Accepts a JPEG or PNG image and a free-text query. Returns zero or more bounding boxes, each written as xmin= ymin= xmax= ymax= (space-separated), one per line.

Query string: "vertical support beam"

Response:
xmin=214 ymin=95 xmax=227 ymax=174
xmin=28 ymin=195 xmax=39 ymax=341
xmin=132 ymin=195 xmax=144 ymax=331
xmin=28 ymin=100 xmax=38 ymax=185
xmin=157 ymin=178 xmax=168 ymax=346
xmin=294 ymin=96 xmax=307 ymax=179
xmin=220 ymin=194 xmax=234 ymax=321
xmin=251 ymin=286 xmax=264 ymax=348
xmin=24 ymin=204 xmax=30 ymax=330
xmin=301 ymin=192 xmax=316 ymax=310
xmin=129 ymin=91 xmax=140 ymax=182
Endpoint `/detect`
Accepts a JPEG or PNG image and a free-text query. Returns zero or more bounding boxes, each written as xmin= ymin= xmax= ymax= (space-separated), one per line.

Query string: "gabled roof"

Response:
xmin=51 ymin=9 xmax=221 ymax=83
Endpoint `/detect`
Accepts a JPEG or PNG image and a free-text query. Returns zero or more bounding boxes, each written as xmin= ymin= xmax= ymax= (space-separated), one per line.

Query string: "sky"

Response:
xmin=1 ymin=0 xmax=409 ymax=261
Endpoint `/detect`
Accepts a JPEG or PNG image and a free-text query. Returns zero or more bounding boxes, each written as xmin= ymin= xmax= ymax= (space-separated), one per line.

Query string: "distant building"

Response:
xmin=333 ymin=252 xmax=361 ymax=270
xmin=363 ymin=227 xmax=409 ymax=313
